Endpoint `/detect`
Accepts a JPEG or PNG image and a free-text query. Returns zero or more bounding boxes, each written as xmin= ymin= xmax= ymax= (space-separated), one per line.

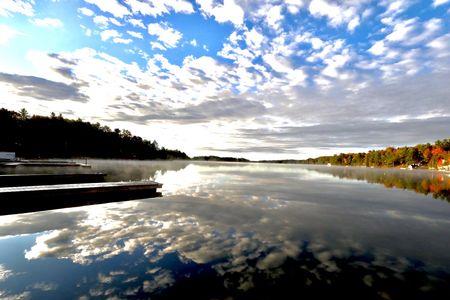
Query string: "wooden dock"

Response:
xmin=0 ymin=181 xmax=162 ymax=215
xmin=0 ymin=173 xmax=106 ymax=187
xmin=0 ymin=161 xmax=91 ymax=168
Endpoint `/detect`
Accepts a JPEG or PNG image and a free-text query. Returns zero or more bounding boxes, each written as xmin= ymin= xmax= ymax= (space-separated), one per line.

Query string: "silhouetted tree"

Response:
xmin=0 ymin=108 xmax=189 ymax=160
xmin=19 ymin=108 xmax=29 ymax=120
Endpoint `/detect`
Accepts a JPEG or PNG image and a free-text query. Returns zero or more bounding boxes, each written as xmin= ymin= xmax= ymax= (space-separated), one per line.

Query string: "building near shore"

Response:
xmin=408 ymin=164 xmax=420 ymax=170
xmin=438 ymin=159 xmax=450 ymax=171
xmin=0 ymin=152 xmax=15 ymax=161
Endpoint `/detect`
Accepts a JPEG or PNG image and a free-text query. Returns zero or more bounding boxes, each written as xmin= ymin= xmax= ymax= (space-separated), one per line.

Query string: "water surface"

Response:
xmin=0 ymin=161 xmax=449 ymax=299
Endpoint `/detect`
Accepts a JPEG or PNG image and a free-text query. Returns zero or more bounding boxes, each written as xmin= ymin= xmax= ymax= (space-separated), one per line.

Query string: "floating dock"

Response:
xmin=0 ymin=173 xmax=106 ymax=187
xmin=0 ymin=161 xmax=91 ymax=168
xmin=0 ymin=181 xmax=162 ymax=215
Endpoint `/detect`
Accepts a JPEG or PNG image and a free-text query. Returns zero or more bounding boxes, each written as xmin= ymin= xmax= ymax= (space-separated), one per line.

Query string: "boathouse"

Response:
xmin=0 ymin=152 xmax=15 ymax=162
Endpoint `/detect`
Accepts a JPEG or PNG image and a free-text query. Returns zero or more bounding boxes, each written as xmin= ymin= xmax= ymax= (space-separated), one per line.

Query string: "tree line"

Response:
xmin=0 ymin=108 xmax=189 ymax=160
xmin=192 ymin=156 xmax=250 ymax=162
xmin=300 ymin=139 xmax=450 ymax=169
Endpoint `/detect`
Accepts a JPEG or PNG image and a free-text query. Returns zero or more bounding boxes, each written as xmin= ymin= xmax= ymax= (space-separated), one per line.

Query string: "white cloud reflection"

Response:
xmin=0 ymin=162 xmax=449 ymax=297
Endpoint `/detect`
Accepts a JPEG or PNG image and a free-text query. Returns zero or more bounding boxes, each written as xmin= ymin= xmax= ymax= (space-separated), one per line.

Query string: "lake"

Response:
xmin=0 ymin=160 xmax=449 ymax=299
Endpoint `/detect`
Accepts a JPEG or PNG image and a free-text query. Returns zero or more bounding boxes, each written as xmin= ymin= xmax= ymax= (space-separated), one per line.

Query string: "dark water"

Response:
xmin=0 ymin=160 xmax=449 ymax=299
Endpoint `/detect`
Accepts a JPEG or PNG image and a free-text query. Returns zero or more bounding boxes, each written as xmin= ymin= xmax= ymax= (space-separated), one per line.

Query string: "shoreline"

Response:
xmin=2 ymin=158 xmax=449 ymax=174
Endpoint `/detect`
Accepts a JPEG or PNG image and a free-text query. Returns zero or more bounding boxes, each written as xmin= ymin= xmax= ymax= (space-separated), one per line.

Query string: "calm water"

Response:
xmin=0 ymin=160 xmax=449 ymax=299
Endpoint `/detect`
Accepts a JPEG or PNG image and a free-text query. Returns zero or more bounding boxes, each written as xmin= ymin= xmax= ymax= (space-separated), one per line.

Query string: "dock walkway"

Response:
xmin=0 ymin=180 xmax=162 ymax=215
xmin=0 ymin=161 xmax=91 ymax=167
xmin=0 ymin=173 xmax=106 ymax=187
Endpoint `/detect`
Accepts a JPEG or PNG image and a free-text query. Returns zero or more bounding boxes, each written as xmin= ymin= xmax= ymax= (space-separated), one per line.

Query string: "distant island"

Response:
xmin=0 ymin=108 xmax=188 ymax=160
xmin=192 ymin=156 xmax=250 ymax=162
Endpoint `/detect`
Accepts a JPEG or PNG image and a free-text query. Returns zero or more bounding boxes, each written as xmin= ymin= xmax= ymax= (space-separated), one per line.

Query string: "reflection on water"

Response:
xmin=0 ymin=161 xmax=449 ymax=299
xmin=307 ymin=165 xmax=450 ymax=202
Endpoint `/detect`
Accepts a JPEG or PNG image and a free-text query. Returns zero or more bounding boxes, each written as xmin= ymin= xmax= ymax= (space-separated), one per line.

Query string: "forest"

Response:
xmin=0 ymin=108 xmax=189 ymax=160
xmin=300 ymin=139 xmax=450 ymax=169
xmin=192 ymin=156 xmax=250 ymax=162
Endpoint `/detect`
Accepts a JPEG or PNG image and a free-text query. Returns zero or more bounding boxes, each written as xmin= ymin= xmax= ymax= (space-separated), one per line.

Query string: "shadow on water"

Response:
xmin=144 ymin=242 xmax=450 ymax=300
xmin=0 ymin=189 xmax=162 ymax=215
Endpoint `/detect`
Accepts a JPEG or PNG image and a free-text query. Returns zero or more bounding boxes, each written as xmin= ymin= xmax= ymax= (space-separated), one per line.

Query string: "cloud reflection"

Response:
xmin=0 ymin=162 xmax=449 ymax=299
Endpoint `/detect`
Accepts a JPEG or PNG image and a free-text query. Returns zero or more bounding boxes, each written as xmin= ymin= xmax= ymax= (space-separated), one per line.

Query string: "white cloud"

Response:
xmin=426 ymin=33 xmax=450 ymax=61
xmin=385 ymin=18 xmax=416 ymax=42
xmin=244 ymin=28 xmax=264 ymax=49
xmin=307 ymin=39 xmax=345 ymax=62
xmin=310 ymin=37 xmax=324 ymax=50
xmin=84 ymin=0 xmax=129 ymax=18
xmin=93 ymin=15 xmax=110 ymax=28
xmin=433 ymin=0 xmax=450 ymax=6
xmin=263 ymin=54 xmax=291 ymax=73
xmin=31 ymin=18 xmax=63 ymax=28
xmin=380 ymin=0 xmax=412 ymax=17
xmin=109 ymin=17 xmax=123 ymax=26
xmin=427 ymin=33 xmax=450 ymax=50
xmin=196 ymin=0 xmax=244 ymax=27
xmin=309 ymin=0 xmax=357 ymax=28
xmin=362 ymin=8 xmax=373 ymax=19
xmin=368 ymin=40 xmax=387 ymax=56
xmin=128 ymin=18 xmax=145 ymax=29
xmin=113 ymin=37 xmax=133 ymax=44
xmin=407 ymin=18 xmax=442 ymax=45
xmin=322 ymin=50 xmax=351 ymax=78
xmin=367 ymin=17 xmax=440 ymax=60
xmin=0 ymin=0 xmax=34 ymax=17
xmin=228 ymin=31 xmax=242 ymax=45
xmin=93 ymin=15 xmax=122 ymax=28
xmin=78 ymin=7 xmax=94 ymax=17
xmin=0 ymin=24 xmax=21 ymax=45
xmin=100 ymin=29 xmax=120 ymax=41
xmin=127 ymin=31 xmax=143 ymax=39
xmin=80 ymin=25 xmax=92 ymax=37
xmin=150 ymin=41 xmax=167 ymax=51
xmin=148 ymin=22 xmax=182 ymax=48
xmin=347 ymin=16 xmax=360 ymax=32
xmin=31 ymin=282 xmax=58 ymax=291
xmin=190 ymin=39 xmax=198 ymax=47
xmin=165 ymin=0 xmax=195 ymax=13
xmin=0 ymin=264 xmax=14 ymax=281
xmin=262 ymin=53 xmax=307 ymax=86
xmin=286 ymin=68 xmax=307 ymax=86
xmin=266 ymin=5 xmax=284 ymax=30
xmin=125 ymin=0 xmax=194 ymax=17
xmin=219 ymin=42 xmax=255 ymax=69
xmin=285 ymin=0 xmax=304 ymax=14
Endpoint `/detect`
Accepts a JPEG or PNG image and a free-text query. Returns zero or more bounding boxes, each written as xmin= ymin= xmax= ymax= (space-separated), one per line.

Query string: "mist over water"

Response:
xmin=0 ymin=160 xmax=449 ymax=299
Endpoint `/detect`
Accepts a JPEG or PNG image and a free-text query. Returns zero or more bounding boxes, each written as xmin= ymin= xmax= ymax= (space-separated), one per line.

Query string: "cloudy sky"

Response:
xmin=0 ymin=0 xmax=449 ymax=160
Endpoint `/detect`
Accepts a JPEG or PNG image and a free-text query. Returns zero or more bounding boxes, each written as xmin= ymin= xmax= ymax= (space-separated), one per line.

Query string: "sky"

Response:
xmin=0 ymin=0 xmax=449 ymax=160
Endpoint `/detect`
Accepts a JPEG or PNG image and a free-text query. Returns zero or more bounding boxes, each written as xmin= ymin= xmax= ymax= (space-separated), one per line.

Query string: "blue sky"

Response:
xmin=0 ymin=0 xmax=449 ymax=159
